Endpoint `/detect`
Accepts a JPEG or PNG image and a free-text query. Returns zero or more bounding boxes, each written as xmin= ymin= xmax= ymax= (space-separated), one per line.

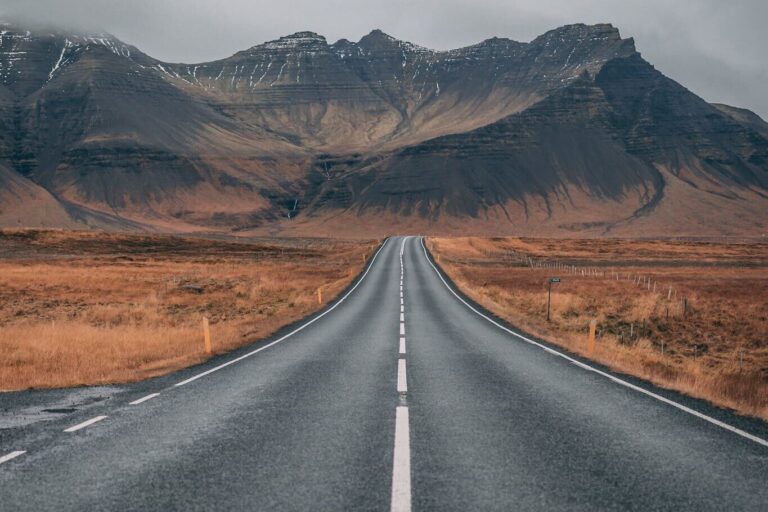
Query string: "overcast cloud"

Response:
xmin=2 ymin=0 xmax=766 ymax=118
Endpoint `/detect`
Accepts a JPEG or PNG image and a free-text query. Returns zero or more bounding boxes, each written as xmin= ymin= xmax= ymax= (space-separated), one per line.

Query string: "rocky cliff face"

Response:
xmin=0 ymin=22 xmax=310 ymax=230
xmin=158 ymin=24 xmax=636 ymax=150
xmin=0 ymin=21 xmax=766 ymax=236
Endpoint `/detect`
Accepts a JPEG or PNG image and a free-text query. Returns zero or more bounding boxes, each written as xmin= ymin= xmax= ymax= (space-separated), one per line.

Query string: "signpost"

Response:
xmin=547 ymin=277 xmax=560 ymax=321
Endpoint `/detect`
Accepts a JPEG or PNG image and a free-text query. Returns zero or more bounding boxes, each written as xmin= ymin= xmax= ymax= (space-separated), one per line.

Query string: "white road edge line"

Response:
xmin=64 ymin=415 xmax=108 ymax=433
xmin=399 ymin=337 xmax=406 ymax=354
xmin=390 ymin=406 xmax=412 ymax=512
xmin=0 ymin=451 xmax=26 ymax=465
xmin=130 ymin=393 xmax=160 ymax=405
xmin=419 ymin=237 xmax=768 ymax=449
xmin=174 ymin=238 xmax=391 ymax=387
xmin=397 ymin=358 xmax=407 ymax=393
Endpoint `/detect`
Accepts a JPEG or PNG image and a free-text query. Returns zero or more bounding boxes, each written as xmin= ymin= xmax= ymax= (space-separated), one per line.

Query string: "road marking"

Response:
xmin=400 ymin=323 xmax=405 ymax=336
xmin=400 ymin=313 xmax=405 ymax=322
xmin=400 ymin=337 xmax=406 ymax=354
xmin=64 ymin=415 xmax=108 ymax=433
xmin=175 ymin=238 xmax=391 ymax=387
xmin=397 ymin=359 xmax=407 ymax=393
xmin=391 ymin=406 xmax=412 ymax=512
xmin=400 ymin=305 xmax=404 ymax=313
xmin=130 ymin=393 xmax=160 ymax=405
xmin=419 ymin=237 xmax=768 ymax=449
xmin=0 ymin=451 xmax=25 ymax=465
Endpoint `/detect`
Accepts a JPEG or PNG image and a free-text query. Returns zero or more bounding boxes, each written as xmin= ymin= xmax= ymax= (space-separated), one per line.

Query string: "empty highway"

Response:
xmin=1 ymin=236 xmax=767 ymax=510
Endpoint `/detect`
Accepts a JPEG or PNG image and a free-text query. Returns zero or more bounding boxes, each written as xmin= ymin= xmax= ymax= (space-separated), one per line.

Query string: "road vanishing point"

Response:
xmin=1 ymin=236 xmax=767 ymax=510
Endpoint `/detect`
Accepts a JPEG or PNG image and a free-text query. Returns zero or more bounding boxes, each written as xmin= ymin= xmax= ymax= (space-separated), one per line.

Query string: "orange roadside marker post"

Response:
xmin=202 ymin=316 xmax=212 ymax=355
xmin=588 ymin=319 xmax=597 ymax=354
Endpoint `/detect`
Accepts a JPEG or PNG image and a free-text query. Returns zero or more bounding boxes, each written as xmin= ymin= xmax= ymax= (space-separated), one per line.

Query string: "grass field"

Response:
xmin=427 ymin=237 xmax=768 ymax=420
xmin=0 ymin=229 xmax=377 ymax=390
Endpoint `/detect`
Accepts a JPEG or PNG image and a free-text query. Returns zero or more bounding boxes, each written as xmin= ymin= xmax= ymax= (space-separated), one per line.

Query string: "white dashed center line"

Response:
xmin=397 ymin=358 xmax=407 ymax=394
xmin=0 ymin=451 xmax=26 ymax=465
xmin=390 ymin=406 xmax=412 ymax=512
xmin=392 ymin=237 xmax=412 ymax=512
xmin=64 ymin=415 xmax=108 ymax=433
xmin=130 ymin=393 xmax=160 ymax=405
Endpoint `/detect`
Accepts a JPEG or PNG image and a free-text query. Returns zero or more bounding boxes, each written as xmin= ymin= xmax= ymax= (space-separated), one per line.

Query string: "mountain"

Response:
xmin=713 ymin=103 xmax=768 ymax=140
xmin=0 ymin=21 xmax=766 ymax=236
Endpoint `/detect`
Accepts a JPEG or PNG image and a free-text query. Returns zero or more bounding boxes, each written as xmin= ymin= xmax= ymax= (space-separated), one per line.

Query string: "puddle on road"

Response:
xmin=0 ymin=386 xmax=123 ymax=429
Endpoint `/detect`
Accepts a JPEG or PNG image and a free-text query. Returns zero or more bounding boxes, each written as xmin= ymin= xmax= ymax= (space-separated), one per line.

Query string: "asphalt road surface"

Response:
xmin=1 ymin=236 xmax=767 ymax=511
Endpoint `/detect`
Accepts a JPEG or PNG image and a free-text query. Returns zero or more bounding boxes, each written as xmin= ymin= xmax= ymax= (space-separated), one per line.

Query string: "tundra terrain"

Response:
xmin=0 ymin=229 xmax=376 ymax=389
xmin=427 ymin=236 xmax=768 ymax=419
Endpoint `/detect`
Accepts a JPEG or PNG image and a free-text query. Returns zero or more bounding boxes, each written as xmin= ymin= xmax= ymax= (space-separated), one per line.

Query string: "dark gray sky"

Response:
xmin=3 ymin=0 xmax=767 ymax=118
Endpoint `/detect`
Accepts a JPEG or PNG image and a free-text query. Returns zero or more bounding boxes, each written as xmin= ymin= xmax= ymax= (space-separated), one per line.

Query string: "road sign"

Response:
xmin=549 ymin=277 xmax=561 ymax=283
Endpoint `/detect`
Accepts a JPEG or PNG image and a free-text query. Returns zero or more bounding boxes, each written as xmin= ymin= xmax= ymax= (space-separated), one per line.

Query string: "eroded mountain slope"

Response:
xmin=0 ymin=21 xmax=766 ymax=236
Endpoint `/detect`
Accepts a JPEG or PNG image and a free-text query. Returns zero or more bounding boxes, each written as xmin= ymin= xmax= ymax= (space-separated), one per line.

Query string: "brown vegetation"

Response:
xmin=427 ymin=236 xmax=768 ymax=420
xmin=0 ymin=229 xmax=377 ymax=390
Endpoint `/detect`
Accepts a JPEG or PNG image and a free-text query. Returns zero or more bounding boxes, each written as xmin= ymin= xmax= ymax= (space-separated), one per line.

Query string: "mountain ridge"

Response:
xmin=0 ymin=21 xmax=766 ymax=237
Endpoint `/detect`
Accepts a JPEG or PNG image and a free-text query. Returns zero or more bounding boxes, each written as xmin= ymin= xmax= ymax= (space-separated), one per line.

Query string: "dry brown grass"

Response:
xmin=428 ymin=236 xmax=768 ymax=420
xmin=0 ymin=229 xmax=378 ymax=390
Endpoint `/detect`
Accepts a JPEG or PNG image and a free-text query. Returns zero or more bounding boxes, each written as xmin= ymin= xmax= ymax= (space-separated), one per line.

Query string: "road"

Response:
xmin=1 ymin=236 xmax=767 ymax=510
